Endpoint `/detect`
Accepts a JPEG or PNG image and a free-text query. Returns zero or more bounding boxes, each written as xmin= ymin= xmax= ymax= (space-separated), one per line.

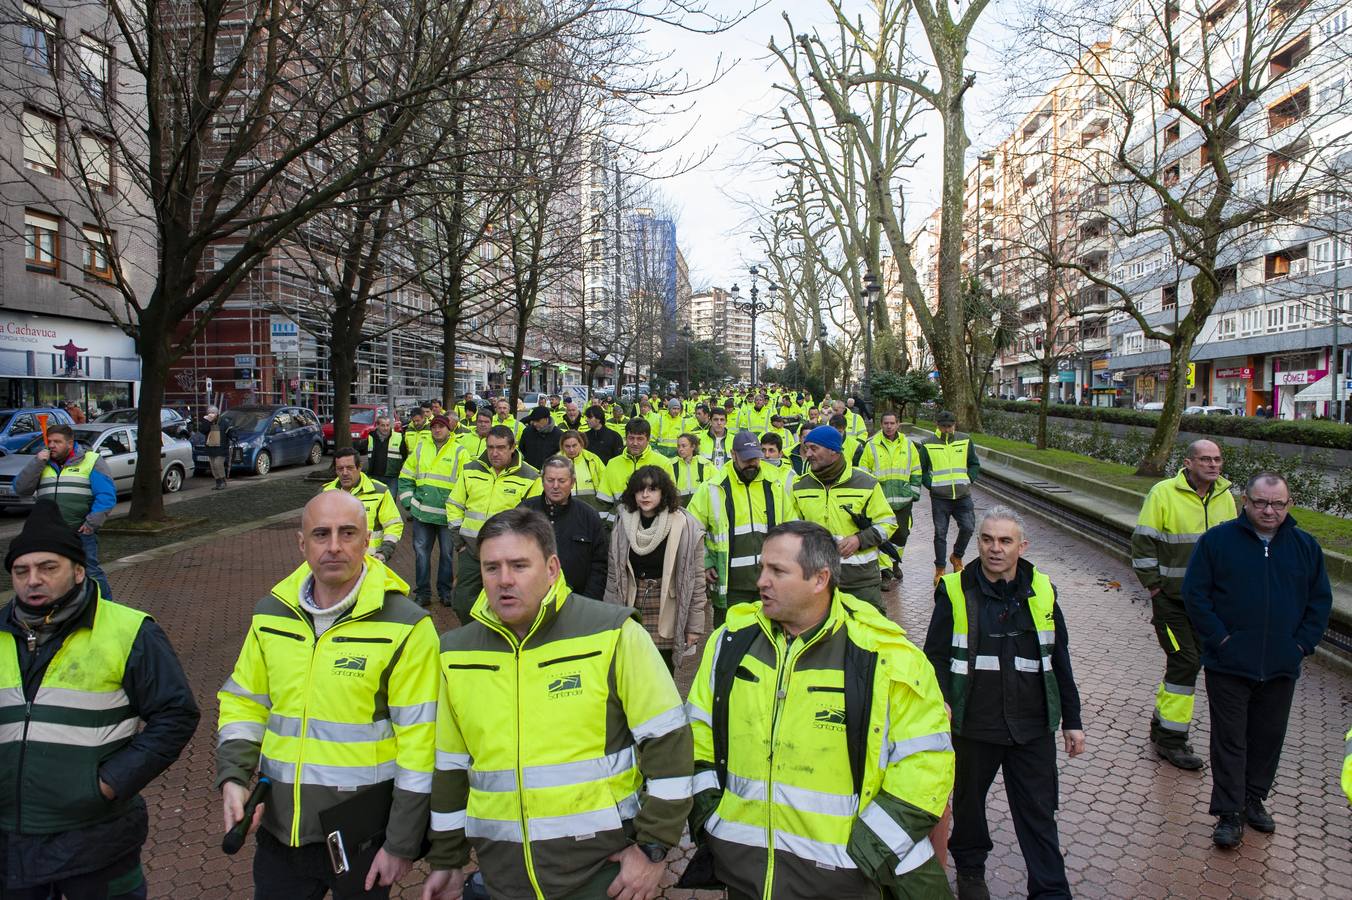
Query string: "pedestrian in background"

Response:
xmin=1182 ymin=472 xmax=1332 ymax=849
xmin=583 ymin=404 xmax=622 ymax=463
xmin=201 ymin=405 xmax=236 ymax=491
xmin=14 ymin=423 xmax=117 ymax=600
xmin=1 ymin=499 xmax=199 ymax=900
xmin=558 ymin=429 xmax=606 ymax=512
xmin=518 ymin=405 xmax=562 ymax=470
xmin=362 ymin=414 xmax=404 ymax=494
xmin=521 ymin=455 xmax=608 ymax=598
xmin=603 ymin=465 xmax=708 ymax=673
xmin=924 ymin=506 xmax=1085 ymax=900
xmin=918 ymin=410 xmax=980 ymax=587
xmin=1131 ymin=439 xmax=1236 ymax=770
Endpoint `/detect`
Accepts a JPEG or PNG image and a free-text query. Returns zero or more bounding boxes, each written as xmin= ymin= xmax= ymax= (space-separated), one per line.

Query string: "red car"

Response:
xmin=322 ymin=404 xmax=400 ymax=452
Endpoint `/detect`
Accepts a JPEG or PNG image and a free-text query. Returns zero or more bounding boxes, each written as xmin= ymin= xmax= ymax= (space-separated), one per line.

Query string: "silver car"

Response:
xmin=0 ymin=425 xmax=192 ymax=509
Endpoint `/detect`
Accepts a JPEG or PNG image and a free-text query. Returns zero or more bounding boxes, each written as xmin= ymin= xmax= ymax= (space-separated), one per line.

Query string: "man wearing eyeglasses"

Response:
xmin=1182 ymin=472 xmax=1331 ymax=849
xmin=1131 ymin=439 xmax=1236 ymax=771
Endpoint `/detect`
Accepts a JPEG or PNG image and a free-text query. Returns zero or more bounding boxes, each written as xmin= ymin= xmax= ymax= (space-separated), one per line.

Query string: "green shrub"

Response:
xmin=982 ymin=400 xmax=1352 ymax=449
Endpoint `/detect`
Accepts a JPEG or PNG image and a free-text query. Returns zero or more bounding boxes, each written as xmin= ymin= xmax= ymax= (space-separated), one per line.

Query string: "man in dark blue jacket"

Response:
xmin=1182 ymin=471 xmax=1332 ymax=850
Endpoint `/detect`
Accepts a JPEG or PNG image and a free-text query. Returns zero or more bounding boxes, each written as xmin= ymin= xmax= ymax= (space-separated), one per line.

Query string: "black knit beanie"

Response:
xmin=5 ymin=499 xmax=87 ymax=571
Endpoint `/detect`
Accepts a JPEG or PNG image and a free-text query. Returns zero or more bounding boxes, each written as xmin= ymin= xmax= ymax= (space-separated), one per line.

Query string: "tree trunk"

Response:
xmin=441 ymin=285 xmax=460 ymax=407
xmin=330 ymin=346 xmax=358 ymax=453
xmin=128 ymin=320 xmax=172 ymax=522
xmin=1136 ymin=337 xmax=1193 ymax=476
xmin=1037 ymin=359 xmax=1053 ymax=450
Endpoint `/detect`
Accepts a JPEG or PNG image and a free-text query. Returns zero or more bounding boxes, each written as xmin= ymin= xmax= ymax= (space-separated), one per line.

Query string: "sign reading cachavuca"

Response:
xmin=0 ymin=313 xmax=139 ymax=381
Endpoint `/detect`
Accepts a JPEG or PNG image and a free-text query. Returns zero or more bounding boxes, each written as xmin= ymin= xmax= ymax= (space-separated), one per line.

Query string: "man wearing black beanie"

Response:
xmin=0 ymin=499 xmax=199 ymax=899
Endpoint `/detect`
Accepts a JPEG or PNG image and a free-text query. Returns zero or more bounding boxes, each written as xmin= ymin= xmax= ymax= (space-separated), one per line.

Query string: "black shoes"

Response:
xmin=1245 ymin=799 xmax=1276 ymax=833
xmin=213 ymin=479 xmax=226 ymax=490
xmin=955 ymin=872 xmax=990 ymax=900
xmin=1154 ymin=741 xmax=1205 ymax=770
xmin=414 ymin=597 xmax=431 ymax=609
xmin=1213 ymin=813 xmax=1244 ymax=849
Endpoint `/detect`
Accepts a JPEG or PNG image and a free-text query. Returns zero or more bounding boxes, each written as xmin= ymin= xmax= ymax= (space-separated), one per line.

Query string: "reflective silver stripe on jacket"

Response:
xmin=33 ymin=686 xmax=130 ymax=711
xmin=218 ymin=721 xmax=266 ymax=745
xmin=266 ymin=713 xmax=395 ymax=743
xmin=468 ymin=746 xmax=637 ymax=793
xmin=631 ymin=705 xmax=688 ymax=742
xmin=260 ymin=756 xmax=398 ymax=788
xmin=390 ymin=701 xmax=438 ymax=727
xmin=24 ymin=718 xmax=139 ymax=747
xmin=858 ymin=801 xmax=937 ymax=875
xmin=221 ymin=677 xmax=272 ymax=710
xmin=431 ymin=809 xmax=467 ymax=832
xmin=883 ymin=732 xmax=954 ymax=766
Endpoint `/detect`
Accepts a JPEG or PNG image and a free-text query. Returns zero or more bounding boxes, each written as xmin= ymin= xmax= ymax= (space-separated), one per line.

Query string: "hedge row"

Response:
xmin=982 ymin=399 xmax=1352 ymax=450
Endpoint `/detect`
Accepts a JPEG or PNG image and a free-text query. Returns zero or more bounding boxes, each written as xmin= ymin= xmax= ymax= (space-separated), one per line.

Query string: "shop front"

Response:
xmin=1271 ymin=352 xmax=1326 ymax=420
xmin=1210 ymin=359 xmax=1257 ymax=415
xmin=0 ymin=313 xmax=139 ymax=415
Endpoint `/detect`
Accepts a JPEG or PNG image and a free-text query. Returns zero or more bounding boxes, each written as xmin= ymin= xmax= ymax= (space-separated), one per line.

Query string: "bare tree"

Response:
xmin=1020 ymin=0 xmax=1352 ymax=472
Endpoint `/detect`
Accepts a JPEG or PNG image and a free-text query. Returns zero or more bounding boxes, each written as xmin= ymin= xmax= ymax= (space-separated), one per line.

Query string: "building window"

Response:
xmin=1217 ymin=315 xmax=1236 ymax=340
xmin=77 ymin=132 xmax=113 ymax=190
xmin=1239 ymin=308 xmax=1262 ymax=337
xmin=1161 ymin=284 xmax=1178 ymax=309
xmin=1267 ymin=86 xmax=1310 ymax=132
xmin=1269 ymin=32 xmax=1311 ymax=78
xmin=82 ymin=226 xmax=113 ymax=279
xmin=76 ymin=34 xmax=111 ymax=101
xmin=1164 ymin=122 xmax=1180 ymax=147
xmin=24 ymin=210 xmax=59 ymax=273
xmin=1266 ymin=305 xmax=1285 ymax=332
xmin=21 ymin=4 xmax=57 ymax=74
xmin=21 ymin=109 xmax=59 ymax=175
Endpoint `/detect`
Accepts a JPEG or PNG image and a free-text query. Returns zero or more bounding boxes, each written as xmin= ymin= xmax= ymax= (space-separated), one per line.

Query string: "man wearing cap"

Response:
xmin=2 ymin=499 xmax=199 ymax=899
xmin=687 ymin=431 xmax=790 ymax=628
xmin=654 ymin=398 xmax=691 ymax=458
xmin=398 ymin=415 xmax=467 ymax=608
xmin=14 ymin=423 xmax=117 ymax=601
xmin=786 ymin=425 xmax=897 ymax=611
xmin=200 ymin=405 xmax=236 ymax=491
xmin=518 ymin=406 xmax=563 ymax=470
xmin=919 ymin=411 xmax=981 ymax=586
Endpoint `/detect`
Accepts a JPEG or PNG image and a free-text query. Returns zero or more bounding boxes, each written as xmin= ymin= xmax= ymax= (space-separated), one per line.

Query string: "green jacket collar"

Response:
xmin=323 ymin=472 xmax=379 ymax=496
xmin=271 ymin=556 xmax=410 ymax=619
xmin=727 ymin=587 xmax=904 ymax=649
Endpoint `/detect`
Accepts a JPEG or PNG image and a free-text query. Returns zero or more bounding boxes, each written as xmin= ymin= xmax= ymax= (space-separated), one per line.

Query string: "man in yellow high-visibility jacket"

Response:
xmin=217 ymin=492 xmax=438 ymax=897
xmin=687 ymin=521 xmax=952 ymax=900
xmin=918 ymin=410 xmax=981 ymax=586
xmin=323 ymin=447 xmax=403 ymax=562
xmin=423 ymin=507 xmax=692 ymax=900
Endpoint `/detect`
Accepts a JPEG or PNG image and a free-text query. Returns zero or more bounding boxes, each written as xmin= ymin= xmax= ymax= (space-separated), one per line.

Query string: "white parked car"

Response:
xmin=1139 ymin=402 xmax=1166 ymax=412
xmin=1184 ymin=405 xmax=1233 ymax=416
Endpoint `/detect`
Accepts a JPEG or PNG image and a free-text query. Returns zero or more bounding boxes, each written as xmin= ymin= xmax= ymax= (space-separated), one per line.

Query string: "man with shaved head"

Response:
xmin=1132 ymin=438 xmax=1236 ymax=771
xmin=217 ymin=491 xmax=440 ymax=898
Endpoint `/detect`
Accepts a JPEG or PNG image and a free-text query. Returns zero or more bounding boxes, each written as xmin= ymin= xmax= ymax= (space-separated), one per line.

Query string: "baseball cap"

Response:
xmin=936 ymin=410 xmax=957 ymax=426
xmin=430 ymin=415 xmax=451 ymax=428
xmin=732 ymin=430 xmax=763 ymax=460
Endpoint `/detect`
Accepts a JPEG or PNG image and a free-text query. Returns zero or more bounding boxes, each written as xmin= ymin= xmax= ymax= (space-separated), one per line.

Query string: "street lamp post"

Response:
xmin=797 ymin=338 xmax=809 ymax=392
xmin=861 ymin=272 xmax=881 ymax=402
xmin=730 ymin=265 xmax=777 ymax=387
xmin=680 ymin=325 xmax=693 ymax=392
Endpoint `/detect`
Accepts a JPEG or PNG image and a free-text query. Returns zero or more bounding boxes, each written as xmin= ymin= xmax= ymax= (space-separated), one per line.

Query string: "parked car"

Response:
xmin=0 ymin=407 xmax=75 ymax=452
xmin=1184 ymin=405 xmax=1234 ymax=416
xmin=0 ymin=426 xmax=191 ymax=509
xmin=93 ymin=406 xmax=193 ymax=439
xmin=321 ymin=404 xmax=399 ymax=452
xmin=192 ymin=405 xmax=323 ymax=476
xmin=1139 ymin=401 xmax=1166 ymax=412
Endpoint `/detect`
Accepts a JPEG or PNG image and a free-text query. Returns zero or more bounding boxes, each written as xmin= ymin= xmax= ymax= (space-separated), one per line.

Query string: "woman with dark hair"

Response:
xmin=604 ymin=464 xmax=708 ymax=671
xmin=671 ymin=433 xmax=713 ymax=506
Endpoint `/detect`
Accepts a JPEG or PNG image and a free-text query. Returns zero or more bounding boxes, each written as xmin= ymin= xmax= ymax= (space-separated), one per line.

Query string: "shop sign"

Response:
xmin=1057 ymin=370 xmax=1076 ymax=382
xmin=234 ymin=354 xmax=257 ymax=368
xmin=1091 ymin=358 xmax=1110 ymax=371
xmin=1275 ymin=369 xmax=1322 ymax=386
xmin=1215 ymin=366 xmax=1253 ymax=380
xmin=0 ymin=313 xmax=139 ymax=381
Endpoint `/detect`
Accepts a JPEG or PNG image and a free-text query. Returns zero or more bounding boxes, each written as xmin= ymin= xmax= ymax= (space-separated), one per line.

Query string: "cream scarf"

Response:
xmin=617 ymin=506 xmax=685 ymax=639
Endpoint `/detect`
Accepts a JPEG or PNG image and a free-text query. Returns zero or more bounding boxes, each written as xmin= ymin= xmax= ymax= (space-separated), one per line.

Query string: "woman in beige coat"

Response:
xmin=603 ymin=464 xmax=709 ymax=672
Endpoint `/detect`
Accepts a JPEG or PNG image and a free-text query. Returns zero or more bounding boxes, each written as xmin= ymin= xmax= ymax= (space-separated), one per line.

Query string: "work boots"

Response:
xmin=955 ymin=871 xmax=991 ymax=900
xmin=1154 ymin=741 xmax=1205 ymax=771
xmin=1245 ymin=798 xmax=1276 ymax=833
xmin=934 ymin=565 xmax=947 ymax=586
xmin=1213 ymin=813 xmax=1244 ymax=849
xmin=949 ymin=553 xmax=965 ymax=573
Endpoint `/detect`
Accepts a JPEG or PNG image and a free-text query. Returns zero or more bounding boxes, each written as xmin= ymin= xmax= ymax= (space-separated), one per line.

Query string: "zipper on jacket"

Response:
xmin=1260 ymin=533 xmax=1270 ymax=680
xmin=763 ymin=621 xmax=829 ymax=899
xmin=15 ymin=699 xmax=32 ymax=833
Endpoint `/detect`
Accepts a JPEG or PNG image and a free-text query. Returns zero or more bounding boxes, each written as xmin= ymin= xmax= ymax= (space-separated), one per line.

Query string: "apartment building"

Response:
xmin=685 ymin=287 xmax=753 ymax=380
xmin=2 ymin=1 xmax=151 ymax=413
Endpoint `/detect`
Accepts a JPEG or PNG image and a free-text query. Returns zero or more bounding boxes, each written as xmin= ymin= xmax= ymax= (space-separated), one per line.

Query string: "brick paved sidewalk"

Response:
xmin=103 ymin=488 xmax=1350 ymax=899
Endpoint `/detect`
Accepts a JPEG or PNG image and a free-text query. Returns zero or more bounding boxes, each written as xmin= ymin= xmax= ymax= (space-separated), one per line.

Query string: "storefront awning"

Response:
xmin=1291 ymin=375 xmax=1351 ymax=403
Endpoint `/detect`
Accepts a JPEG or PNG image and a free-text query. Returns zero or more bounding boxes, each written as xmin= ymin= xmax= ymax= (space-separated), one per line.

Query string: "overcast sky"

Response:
xmin=640 ymin=0 xmax=1028 ymax=292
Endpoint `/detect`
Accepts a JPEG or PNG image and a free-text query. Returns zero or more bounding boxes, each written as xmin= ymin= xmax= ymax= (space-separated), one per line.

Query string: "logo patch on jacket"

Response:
xmin=547 ymin=673 xmax=582 ymax=697
xmin=814 ymin=706 xmax=846 ymax=729
xmin=334 ymin=656 xmax=368 ymax=672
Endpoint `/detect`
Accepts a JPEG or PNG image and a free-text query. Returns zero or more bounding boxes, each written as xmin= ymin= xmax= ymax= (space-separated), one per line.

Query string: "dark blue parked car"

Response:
xmin=192 ymin=405 xmax=323 ymax=476
xmin=0 ymin=407 xmax=75 ymax=452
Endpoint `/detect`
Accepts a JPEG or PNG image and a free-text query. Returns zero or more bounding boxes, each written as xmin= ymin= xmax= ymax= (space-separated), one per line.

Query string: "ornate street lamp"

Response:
xmin=730 ymin=265 xmax=777 ymax=387
xmin=862 ymin=271 xmax=882 ymax=401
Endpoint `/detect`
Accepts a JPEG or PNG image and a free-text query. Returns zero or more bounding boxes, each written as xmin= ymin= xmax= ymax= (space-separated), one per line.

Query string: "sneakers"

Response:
xmin=1154 ymin=741 xmax=1205 ymax=770
xmin=1213 ymin=813 xmax=1243 ymax=849
xmin=1245 ymin=798 xmax=1276 ymax=833
xmin=955 ymin=871 xmax=990 ymax=900
xmin=949 ymin=554 xmax=965 ymax=573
